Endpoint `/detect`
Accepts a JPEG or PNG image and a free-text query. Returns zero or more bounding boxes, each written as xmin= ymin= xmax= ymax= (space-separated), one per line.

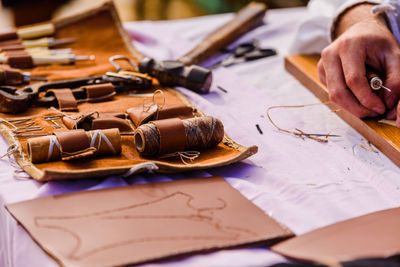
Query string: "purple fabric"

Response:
xmin=1 ymin=7 xmax=400 ymax=267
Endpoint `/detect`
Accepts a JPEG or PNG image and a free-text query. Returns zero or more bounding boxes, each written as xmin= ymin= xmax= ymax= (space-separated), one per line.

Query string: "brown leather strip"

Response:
xmin=7 ymin=54 xmax=34 ymax=68
xmin=127 ymin=104 xmax=195 ymax=127
xmin=53 ymin=129 xmax=90 ymax=154
xmin=92 ymin=117 xmax=133 ymax=133
xmin=4 ymin=50 xmax=30 ymax=57
xmin=0 ymin=44 xmax=25 ymax=52
xmin=46 ymin=89 xmax=78 ymax=111
xmin=151 ymin=118 xmax=186 ymax=155
xmin=0 ymin=38 xmax=22 ymax=47
xmin=84 ymin=83 xmax=116 ymax=102
xmin=0 ymin=30 xmax=18 ymax=41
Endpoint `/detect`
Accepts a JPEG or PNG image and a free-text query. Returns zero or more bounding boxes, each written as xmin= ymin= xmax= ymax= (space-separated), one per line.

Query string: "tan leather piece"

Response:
xmin=7 ymin=54 xmax=34 ymax=68
xmin=271 ymin=207 xmax=400 ymax=264
xmin=0 ymin=2 xmax=257 ymax=181
xmin=151 ymin=118 xmax=187 ymax=155
xmin=6 ymin=176 xmax=293 ymax=267
xmin=46 ymin=89 xmax=78 ymax=111
xmin=127 ymin=104 xmax=195 ymax=127
xmin=0 ymin=30 xmax=18 ymax=41
xmin=85 ymin=83 xmax=116 ymax=102
xmin=54 ymin=129 xmax=90 ymax=153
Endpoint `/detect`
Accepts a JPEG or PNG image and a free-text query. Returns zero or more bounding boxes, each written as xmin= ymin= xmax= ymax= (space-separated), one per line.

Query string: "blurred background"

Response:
xmin=0 ymin=0 xmax=309 ymax=27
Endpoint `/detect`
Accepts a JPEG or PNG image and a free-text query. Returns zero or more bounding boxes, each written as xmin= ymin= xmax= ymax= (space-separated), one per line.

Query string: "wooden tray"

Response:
xmin=285 ymin=54 xmax=400 ymax=167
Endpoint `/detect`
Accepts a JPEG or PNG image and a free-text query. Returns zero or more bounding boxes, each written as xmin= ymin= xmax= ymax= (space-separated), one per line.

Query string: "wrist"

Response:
xmin=332 ymin=2 xmax=388 ymax=40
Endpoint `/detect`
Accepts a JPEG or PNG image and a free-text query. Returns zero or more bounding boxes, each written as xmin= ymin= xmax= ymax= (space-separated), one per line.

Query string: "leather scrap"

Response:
xmin=46 ymin=89 xmax=78 ymax=111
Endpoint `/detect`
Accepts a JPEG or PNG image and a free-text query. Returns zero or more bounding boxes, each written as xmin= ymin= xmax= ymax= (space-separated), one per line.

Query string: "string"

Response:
xmin=160 ymin=151 xmax=200 ymax=165
xmin=47 ymin=136 xmax=61 ymax=161
xmin=266 ymin=102 xmax=340 ymax=142
xmin=89 ymin=130 xmax=116 ymax=154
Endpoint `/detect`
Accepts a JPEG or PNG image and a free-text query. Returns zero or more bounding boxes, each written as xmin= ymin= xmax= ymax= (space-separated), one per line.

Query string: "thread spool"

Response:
xmin=134 ymin=116 xmax=224 ymax=156
xmin=27 ymin=128 xmax=121 ymax=163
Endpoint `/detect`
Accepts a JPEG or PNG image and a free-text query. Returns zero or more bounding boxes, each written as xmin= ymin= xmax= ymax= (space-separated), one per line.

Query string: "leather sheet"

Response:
xmin=6 ymin=176 xmax=293 ymax=267
xmin=271 ymin=207 xmax=400 ymax=264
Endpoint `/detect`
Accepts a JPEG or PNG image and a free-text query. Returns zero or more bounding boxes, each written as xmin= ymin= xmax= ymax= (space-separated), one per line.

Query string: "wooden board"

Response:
xmin=285 ymin=55 xmax=400 ymax=167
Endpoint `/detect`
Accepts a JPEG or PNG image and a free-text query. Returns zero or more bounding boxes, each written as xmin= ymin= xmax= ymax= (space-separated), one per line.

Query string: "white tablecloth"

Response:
xmin=1 ymin=7 xmax=400 ymax=267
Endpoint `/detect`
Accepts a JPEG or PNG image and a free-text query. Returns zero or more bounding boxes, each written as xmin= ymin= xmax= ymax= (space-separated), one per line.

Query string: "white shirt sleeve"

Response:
xmin=290 ymin=0 xmax=382 ymax=54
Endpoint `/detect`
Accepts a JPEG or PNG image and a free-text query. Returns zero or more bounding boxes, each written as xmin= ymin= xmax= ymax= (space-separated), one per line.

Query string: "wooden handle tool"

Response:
xmin=178 ymin=2 xmax=267 ymax=65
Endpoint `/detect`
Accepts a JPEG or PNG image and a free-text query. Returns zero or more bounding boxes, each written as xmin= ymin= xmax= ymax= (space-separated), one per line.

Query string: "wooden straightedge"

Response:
xmin=285 ymin=55 xmax=400 ymax=167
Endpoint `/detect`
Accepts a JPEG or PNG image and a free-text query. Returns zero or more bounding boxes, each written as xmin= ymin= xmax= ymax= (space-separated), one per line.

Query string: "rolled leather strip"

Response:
xmin=27 ymin=128 xmax=122 ymax=163
xmin=134 ymin=116 xmax=224 ymax=156
xmin=92 ymin=117 xmax=133 ymax=133
xmin=127 ymin=104 xmax=195 ymax=127
xmin=152 ymin=118 xmax=186 ymax=155
xmin=7 ymin=54 xmax=34 ymax=68
xmin=0 ymin=30 xmax=18 ymax=41
xmin=0 ymin=39 xmax=22 ymax=47
xmin=85 ymin=83 xmax=116 ymax=102
xmin=46 ymin=89 xmax=78 ymax=111
xmin=54 ymin=129 xmax=90 ymax=154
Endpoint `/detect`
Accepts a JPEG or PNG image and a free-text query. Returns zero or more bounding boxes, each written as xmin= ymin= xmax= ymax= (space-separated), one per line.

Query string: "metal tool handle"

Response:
xmin=178 ymin=2 xmax=267 ymax=66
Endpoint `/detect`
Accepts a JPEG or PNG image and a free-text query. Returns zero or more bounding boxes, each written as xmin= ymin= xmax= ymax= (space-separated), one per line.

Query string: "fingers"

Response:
xmin=317 ymin=60 xmax=326 ymax=86
xmin=383 ymin=52 xmax=400 ymax=108
xmin=321 ymin=47 xmax=378 ymax=118
xmin=340 ymin=45 xmax=386 ymax=114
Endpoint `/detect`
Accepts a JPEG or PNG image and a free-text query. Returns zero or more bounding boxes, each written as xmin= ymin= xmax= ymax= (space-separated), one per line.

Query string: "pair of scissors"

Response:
xmin=210 ymin=40 xmax=277 ymax=69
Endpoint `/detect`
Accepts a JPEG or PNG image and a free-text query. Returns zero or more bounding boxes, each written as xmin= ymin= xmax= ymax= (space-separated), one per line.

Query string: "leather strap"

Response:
xmin=127 ymin=104 xmax=195 ymax=127
xmin=7 ymin=54 xmax=34 ymax=68
xmin=151 ymin=118 xmax=186 ymax=155
xmin=46 ymin=89 xmax=78 ymax=111
xmin=85 ymin=83 xmax=116 ymax=102
xmin=0 ymin=30 xmax=18 ymax=41
xmin=53 ymin=129 xmax=94 ymax=160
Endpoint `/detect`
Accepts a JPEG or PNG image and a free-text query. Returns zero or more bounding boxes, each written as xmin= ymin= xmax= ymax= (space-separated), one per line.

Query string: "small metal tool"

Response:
xmin=366 ymin=67 xmax=392 ymax=92
xmin=209 ymin=40 xmax=277 ymax=69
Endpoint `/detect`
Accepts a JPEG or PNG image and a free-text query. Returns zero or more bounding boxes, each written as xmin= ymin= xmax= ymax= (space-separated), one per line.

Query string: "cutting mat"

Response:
xmin=285 ymin=54 xmax=400 ymax=167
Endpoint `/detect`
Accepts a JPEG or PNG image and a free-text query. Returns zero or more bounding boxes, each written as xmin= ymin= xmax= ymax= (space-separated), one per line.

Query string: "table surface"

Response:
xmin=1 ymin=7 xmax=400 ymax=267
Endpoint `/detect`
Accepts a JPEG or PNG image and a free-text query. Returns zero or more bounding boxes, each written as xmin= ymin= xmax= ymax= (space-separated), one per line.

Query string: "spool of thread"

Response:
xmin=28 ymin=128 xmax=121 ymax=163
xmin=134 ymin=116 xmax=224 ymax=156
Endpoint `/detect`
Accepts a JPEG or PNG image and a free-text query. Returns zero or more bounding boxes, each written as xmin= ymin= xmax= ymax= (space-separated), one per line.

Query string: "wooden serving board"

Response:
xmin=285 ymin=54 xmax=400 ymax=167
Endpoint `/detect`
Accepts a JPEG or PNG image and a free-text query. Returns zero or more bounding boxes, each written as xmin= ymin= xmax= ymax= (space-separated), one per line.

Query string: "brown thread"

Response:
xmin=266 ymin=103 xmax=340 ymax=142
xmin=134 ymin=116 xmax=224 ymax=156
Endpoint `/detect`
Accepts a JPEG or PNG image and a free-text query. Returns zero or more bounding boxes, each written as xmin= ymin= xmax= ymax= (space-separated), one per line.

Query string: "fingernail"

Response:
xmin=373 ymin=106 xmax=385 ymax=114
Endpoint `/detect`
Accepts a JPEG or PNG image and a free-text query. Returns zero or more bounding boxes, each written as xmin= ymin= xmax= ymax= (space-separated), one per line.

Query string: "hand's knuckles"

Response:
xmin=345 ymin=73 xmax=363 ymax=89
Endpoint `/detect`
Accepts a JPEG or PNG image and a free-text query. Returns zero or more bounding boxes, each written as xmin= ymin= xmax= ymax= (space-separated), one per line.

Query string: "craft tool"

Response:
xmin=0 ymin=37 xmax=77 ymax=51
xmin=0 ymin=66 xmax=47 ymax=85
xmin=179 ymin=2 xmax=267 ymax=65
xmin=2 ymin=48 xmax=73 ymax=56
xmin=0 ymin=23 xmax=55 ymax=41
xmin=209 ymin=40 xmax=277 ymax=69
xmin=0 ymin=54 xmax=95 ymax=68
xmin=366 ymin=67 xmax=391 ymax=92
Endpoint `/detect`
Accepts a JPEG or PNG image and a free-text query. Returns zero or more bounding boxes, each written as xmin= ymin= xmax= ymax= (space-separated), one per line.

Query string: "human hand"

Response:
xmin=317 ymin=4 xmax=400 ymax=118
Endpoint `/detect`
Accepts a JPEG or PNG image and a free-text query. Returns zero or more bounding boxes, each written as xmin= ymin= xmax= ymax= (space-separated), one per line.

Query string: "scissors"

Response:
xmin=210 ymin=40 xmax=277 ymax=69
